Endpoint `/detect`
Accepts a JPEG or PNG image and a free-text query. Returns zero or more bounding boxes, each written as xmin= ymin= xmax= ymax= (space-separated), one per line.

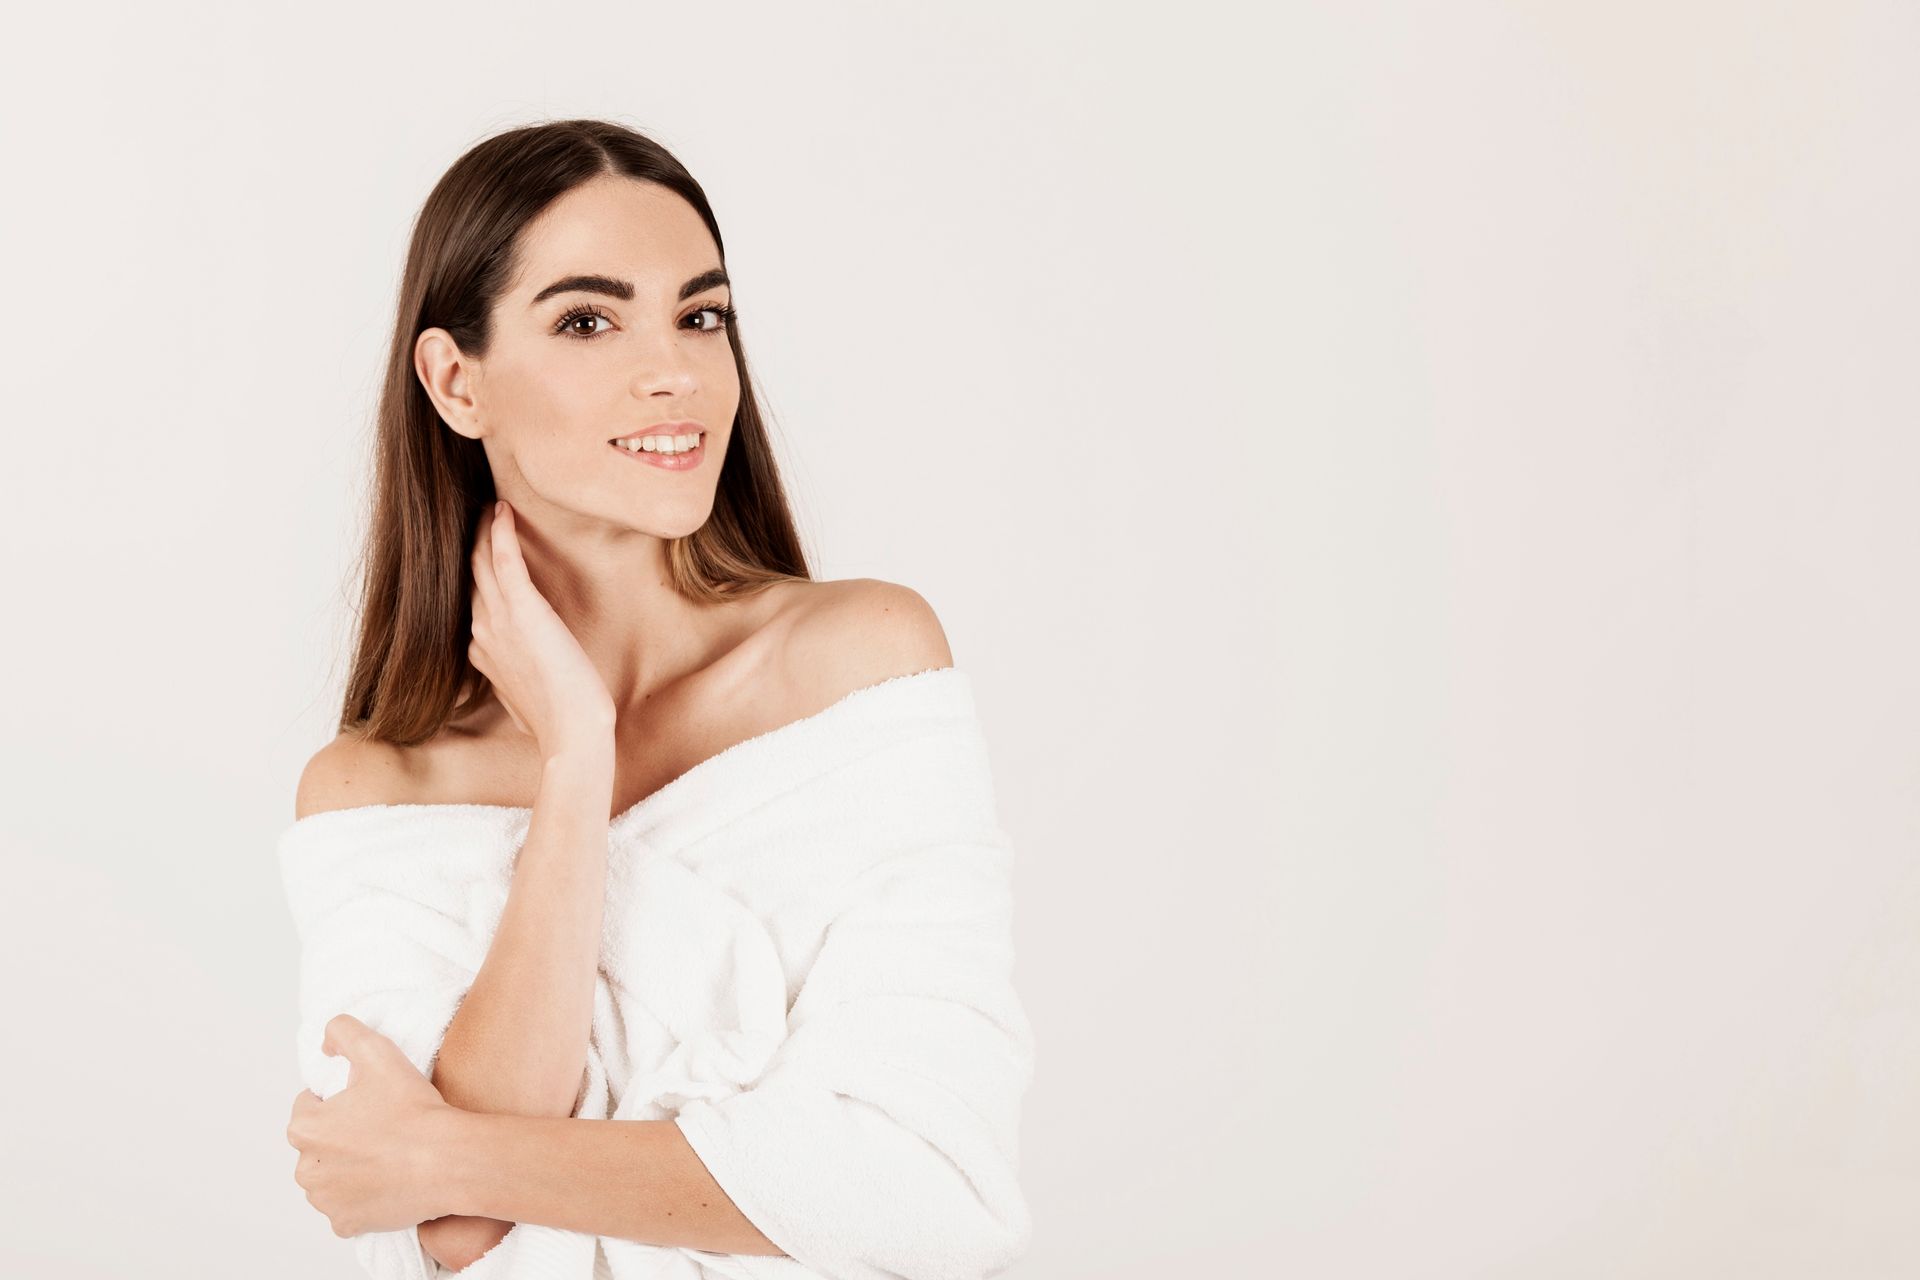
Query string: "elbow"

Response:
xmin=418 ymin=1216 xmax=512 ymax=1274
xmin=416 ymin=1218 xmax=469 ymax=1273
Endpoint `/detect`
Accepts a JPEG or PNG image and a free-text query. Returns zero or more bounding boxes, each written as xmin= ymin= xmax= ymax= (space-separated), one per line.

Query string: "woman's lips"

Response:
xmin=607 ymin=432 xmax=706 ymax=471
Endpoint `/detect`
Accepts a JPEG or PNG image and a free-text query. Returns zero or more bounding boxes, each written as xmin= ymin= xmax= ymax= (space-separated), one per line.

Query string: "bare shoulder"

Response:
xmin=784 ymin=577 xmax=955 ymax=704
xmin=293 ymin=731 xmax=420 ymax=821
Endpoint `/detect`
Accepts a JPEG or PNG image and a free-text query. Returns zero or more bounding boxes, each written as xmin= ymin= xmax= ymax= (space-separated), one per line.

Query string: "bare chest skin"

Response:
xmin=417 ymin=579 xmax=829 ymax=819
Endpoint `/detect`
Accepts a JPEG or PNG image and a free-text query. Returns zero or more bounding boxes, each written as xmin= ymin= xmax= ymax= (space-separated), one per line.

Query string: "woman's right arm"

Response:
xmin=417 ymin=739 xmax=614 ymax=1272
xmin=420 ymin=501 xmax=622 ymax=1272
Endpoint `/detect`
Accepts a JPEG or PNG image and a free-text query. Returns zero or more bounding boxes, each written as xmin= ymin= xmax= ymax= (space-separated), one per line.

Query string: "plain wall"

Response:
xmin=2 ymin=2 xmax=1916 ymax=1276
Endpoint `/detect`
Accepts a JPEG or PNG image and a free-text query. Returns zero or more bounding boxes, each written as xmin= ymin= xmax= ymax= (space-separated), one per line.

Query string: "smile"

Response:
xmin=607 ymin=430 xmax=706 ymax=471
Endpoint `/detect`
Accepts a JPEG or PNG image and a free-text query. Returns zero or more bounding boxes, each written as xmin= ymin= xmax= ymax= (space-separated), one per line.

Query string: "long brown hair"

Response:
xmin=337 ymin=119 xmax=812 ymax=746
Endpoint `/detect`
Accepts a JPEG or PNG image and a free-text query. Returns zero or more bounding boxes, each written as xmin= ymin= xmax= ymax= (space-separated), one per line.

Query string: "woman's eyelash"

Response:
xmin=688 ymin=303 xmax=738 ymax=334
xmin=551 ymin=302 xmax=738 ymax=340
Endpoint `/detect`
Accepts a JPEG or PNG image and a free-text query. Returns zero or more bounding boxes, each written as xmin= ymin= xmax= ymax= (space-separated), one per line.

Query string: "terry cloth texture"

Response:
xmin=278 ymin=666 xmax=1033 ymax=1280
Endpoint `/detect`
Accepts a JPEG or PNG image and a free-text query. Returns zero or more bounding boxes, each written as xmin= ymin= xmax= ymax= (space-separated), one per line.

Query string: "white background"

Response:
xmin=2 ymin=2 xmax=1917 ymax=1276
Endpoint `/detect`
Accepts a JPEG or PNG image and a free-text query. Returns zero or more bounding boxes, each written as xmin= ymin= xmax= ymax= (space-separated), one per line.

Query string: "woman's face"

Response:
xmin=438 ymin=175 xmax=741 ymax=538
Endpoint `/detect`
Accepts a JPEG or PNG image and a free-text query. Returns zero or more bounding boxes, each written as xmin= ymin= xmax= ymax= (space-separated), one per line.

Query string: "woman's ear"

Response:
xmin=414 ymin=326 xmax=485 ymax=440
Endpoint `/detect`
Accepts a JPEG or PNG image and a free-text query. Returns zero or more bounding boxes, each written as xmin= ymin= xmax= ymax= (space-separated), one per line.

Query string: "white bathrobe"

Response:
xmin=277 ymin=666 xmax=1033 ymax=1280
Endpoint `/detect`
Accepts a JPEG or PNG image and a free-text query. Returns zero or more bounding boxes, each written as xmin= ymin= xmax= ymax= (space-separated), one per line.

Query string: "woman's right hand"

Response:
xmin=467 ymin=500 xmax=617 ymax=761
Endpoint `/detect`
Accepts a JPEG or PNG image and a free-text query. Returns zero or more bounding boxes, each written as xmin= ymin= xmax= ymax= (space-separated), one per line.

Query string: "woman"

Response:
xmin=279 ymin=119 xmax=1033 ymax=1280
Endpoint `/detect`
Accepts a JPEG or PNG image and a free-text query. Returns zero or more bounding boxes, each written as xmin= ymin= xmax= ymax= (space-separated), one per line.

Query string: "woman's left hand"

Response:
xmin=286 ymin=1014 xmax=460 ymax=1237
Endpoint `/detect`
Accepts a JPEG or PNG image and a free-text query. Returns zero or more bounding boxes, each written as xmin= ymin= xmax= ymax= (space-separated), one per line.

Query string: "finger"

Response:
xmin=490 ymin=501 xmax=536 ymax=598
xmin=467 ymin=637 xmax=492 ymax=682
xmin=323 ymin=1013 xmax=413 ymax=1079
xmin=471 ymin=509 xmax=504 ymax=621
xmin=321 ymin=1012 xmax=369 ymax=1057
xmin=287 ymin=1094 xmax=314 ymax=1144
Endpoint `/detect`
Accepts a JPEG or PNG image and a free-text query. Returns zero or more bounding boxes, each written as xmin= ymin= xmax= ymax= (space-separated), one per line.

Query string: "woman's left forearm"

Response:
xmin=424 ymin=1107 xmax=786 ymax=1257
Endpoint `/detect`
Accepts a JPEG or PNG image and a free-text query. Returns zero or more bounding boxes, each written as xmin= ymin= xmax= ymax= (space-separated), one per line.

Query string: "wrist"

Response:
xmin=546 ymin=708 xmax=618 ymax=763
xmin=423 ymin=1104 xmax=492 ymax=1221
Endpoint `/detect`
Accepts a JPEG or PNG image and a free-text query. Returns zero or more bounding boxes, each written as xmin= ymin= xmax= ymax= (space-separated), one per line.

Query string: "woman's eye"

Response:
xmin=558 ymin=310 xmax=610 ymax=338
xmin=686 ymin=304 xmax=737 ymax=334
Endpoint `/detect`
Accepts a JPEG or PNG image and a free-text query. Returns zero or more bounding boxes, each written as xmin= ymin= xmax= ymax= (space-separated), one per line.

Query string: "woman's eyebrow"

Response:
xmin=529 ymin=268 xmax=730 ymax=307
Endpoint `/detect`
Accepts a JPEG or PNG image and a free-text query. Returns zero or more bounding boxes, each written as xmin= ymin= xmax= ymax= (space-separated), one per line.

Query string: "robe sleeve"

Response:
xmin=294 ymin=920 xmax=470 ymax=1280
xmin=670 ymin=832 xmax=1036 ymax=1280
xmin=281 ymin=814 xmax=497 ymax=1280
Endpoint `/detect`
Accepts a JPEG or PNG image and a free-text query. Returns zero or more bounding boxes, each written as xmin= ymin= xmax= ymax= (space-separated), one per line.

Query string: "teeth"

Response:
xmin=612 ymin=431 xmax=703 ymax=454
